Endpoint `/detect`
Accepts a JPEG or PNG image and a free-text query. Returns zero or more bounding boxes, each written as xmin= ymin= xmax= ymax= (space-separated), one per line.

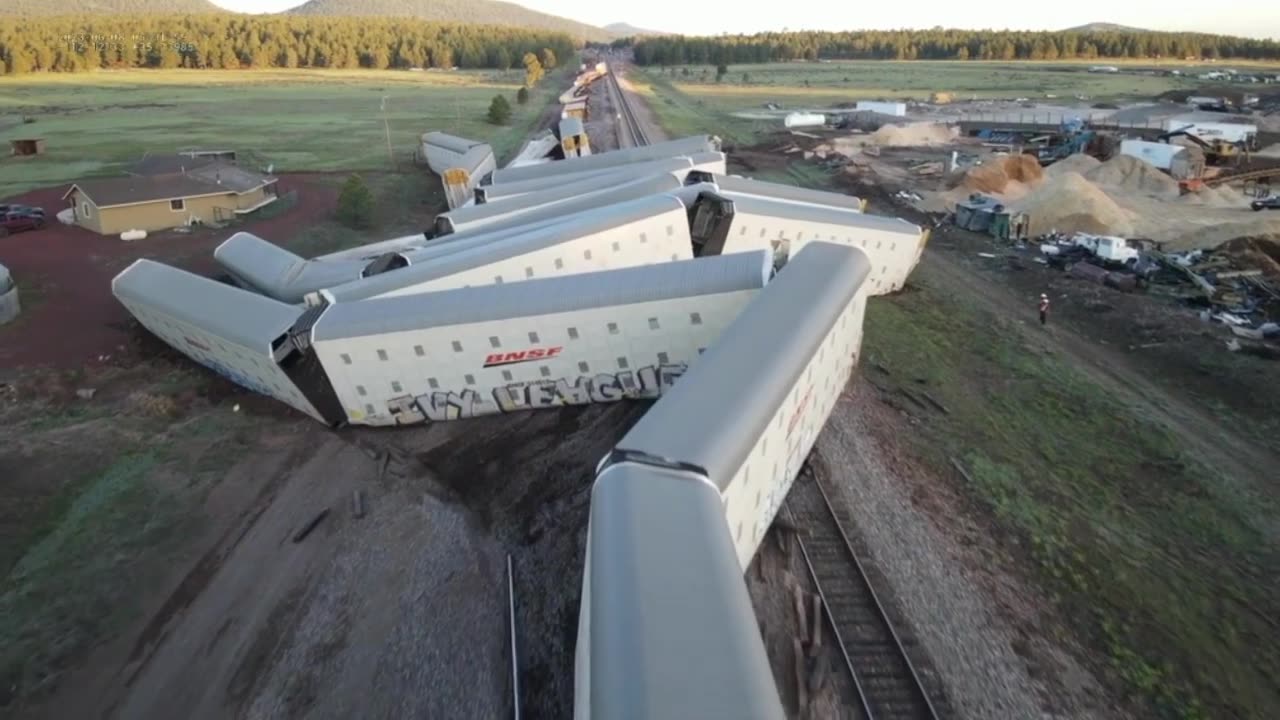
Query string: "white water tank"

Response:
xmin=120 ymin=229 xmax=148 ymax=242
xmin=784 ymin=112 xmax=826 ymax=128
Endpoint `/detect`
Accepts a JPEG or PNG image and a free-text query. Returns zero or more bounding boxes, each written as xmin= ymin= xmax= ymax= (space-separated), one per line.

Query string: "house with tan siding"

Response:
xmin=62 ymin=157 xmax=278 ymax=236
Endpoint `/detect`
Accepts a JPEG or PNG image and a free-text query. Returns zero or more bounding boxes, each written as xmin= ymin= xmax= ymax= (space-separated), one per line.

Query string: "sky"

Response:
xmin=207 ymin=0 xmax=1279 ymax=41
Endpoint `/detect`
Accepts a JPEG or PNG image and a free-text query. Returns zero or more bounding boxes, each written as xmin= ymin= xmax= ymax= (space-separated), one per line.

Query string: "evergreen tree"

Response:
xmin=487 ymin=94 xmax=512 ymax=124
xmin=516 ymin=85 xmax=529 ymax=104
xmin=539 ymin=47 xmax=556 ymax=69
xmin=336 ymin=173 xmax=374 ymax=229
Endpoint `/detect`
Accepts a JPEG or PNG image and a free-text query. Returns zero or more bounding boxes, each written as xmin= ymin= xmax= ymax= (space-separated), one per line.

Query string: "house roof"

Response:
xmin=64 ymin=164 xmax=276 ymax=209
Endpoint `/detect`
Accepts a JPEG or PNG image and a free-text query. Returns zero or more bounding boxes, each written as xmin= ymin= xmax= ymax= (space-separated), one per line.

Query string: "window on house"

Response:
xmin=170 ymin=198 xmax=185 ymax=211
xmin=81 ymin=202 xmax=92 ymax=217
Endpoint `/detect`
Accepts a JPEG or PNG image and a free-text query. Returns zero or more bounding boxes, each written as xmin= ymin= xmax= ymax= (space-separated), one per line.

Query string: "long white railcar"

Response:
xmin=307 ymin=251 xmax=772 ymax=426
xmin=688 ymin=191 xmax=926 ymax=295
xmin=111 ymin=259 xmax=333 ymax=422
xmin=436 ymin=173 xmax=682 ymax=237
xmin=214 ymin=232 xmax=371 ymax=303
xmin=476 ymin=154 xmax=706 ymax=203
xmin=505 ymin=130 xmax=560 ymax=169
xmin=487 ymin=136 xmax=719 ymax=185
xmin=694 ymin=172 xmax=866 ymax=213
xmin=321 ymin=194 xmax=695 ymax=304
xmin=420 ymin=131 xmax=486 ymax=174
xmin=575 ymin=242 xmax=870 ymax=720
xmin=441 ymin=143 xmax=497 ymax=210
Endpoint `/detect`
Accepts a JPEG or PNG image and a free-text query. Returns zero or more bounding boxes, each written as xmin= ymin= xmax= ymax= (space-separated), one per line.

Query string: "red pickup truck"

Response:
xmin=0 ymin=207 xmax=45 ymax=237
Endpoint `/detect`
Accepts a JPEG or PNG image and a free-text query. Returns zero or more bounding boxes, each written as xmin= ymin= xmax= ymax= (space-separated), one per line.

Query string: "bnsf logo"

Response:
xmin=483 ymin=346 xmax=564 ymax=368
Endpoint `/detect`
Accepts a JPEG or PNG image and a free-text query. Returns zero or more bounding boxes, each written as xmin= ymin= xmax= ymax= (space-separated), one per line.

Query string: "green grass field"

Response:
xmin=640 ymin=59 xmax=1247 ymax=120
xmin=0 ymin=67 xmax=567 ymax=197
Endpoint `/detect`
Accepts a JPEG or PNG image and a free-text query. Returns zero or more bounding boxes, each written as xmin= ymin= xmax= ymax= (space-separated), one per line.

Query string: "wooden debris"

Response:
xmin=292 ymin=507 xmax=330 ymax=543
xmin=793 ymin=585 xmax=809 ymax=644
xmin=809 ymin=593 xmax=823 ymax=655
xmin=351 ymin=490 xmax=365 ymax=519
xmin=949 ymin=457 xmax=976 ymax=485
xmin=793 ymin=638 xmax=809 ymax=715
xmin=921 ymin=391 xmax=951 ymax=415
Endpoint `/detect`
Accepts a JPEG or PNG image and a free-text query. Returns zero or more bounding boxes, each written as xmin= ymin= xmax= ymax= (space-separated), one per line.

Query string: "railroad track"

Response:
xmin=786 ymin=467 xmax=941 ymax=720
xmin=606 ymin=64 xmax=648 ymax=148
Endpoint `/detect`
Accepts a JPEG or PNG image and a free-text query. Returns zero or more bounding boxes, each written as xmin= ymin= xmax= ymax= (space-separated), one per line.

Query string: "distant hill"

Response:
xmin=0 ymin=0 xmax=224 ymax=13
xmin=603 ymin=22 xmax=669 ymax=37
xmin=286 ymin=0 xmax=612 ymax=41
xmin=1064 ymin=22 xmax=1150 ymax=33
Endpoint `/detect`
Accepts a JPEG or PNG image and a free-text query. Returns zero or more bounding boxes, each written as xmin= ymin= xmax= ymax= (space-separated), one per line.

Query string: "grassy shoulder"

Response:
xmin=864 ymin=262 xmax=1278 ymax=720
xmin=639 ymin=60 xmax=1206 ymax=115
xmin=0 ymin=66 xmax=568 ymax=197
xmin=0 ymin=367 xmax=270 ymax=709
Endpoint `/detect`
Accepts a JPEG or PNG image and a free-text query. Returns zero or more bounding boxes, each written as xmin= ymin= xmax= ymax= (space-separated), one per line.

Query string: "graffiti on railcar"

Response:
xmin=385 ymin=363 xmax=688 ymax=423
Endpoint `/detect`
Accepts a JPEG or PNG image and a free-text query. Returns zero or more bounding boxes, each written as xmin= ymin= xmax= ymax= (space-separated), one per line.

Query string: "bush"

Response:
xmin=516 ymin=86 xmax=529 ymax=105
xmin=336 ymin=173 xmax=374 ymax=229
xmin=488 ymin=94 xmax=512 ymax=124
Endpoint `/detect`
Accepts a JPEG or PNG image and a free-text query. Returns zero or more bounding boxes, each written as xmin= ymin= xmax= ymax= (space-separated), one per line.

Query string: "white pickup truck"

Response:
xmin=1071 ymin=233 xmax=1140 ymax=265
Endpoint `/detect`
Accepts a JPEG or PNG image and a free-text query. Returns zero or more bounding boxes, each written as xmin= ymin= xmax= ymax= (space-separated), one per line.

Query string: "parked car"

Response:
xmin=0 ymin=204 xmax=45 ymax=218
xmin=0 ymin=210 xmax=45 ymax=236
xmin=1251 ymin=195 xmax=1280 ymax=211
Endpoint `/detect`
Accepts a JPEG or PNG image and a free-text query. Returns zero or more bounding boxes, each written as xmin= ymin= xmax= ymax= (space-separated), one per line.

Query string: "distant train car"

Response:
xmin=687 ymin=191 xmax=926 ymax=295
xmin=441 ymin=143 xmax=497 ymax=210
xmin=562 ymin=97 xmax=589 ymax=121
xmin=321 ymin=194 xmax=695 ymax=304
xmin=419 ymin=131 xmax=487 ymax=174
xmin=305 ymin=252 xmax=772 ymax=426
xmin=559 ymin=116 xmax=592 ymax=158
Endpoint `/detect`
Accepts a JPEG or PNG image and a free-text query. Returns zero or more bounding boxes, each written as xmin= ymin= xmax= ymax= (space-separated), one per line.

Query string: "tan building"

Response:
xmin=63 ymin=159 xmax=278 ymax=235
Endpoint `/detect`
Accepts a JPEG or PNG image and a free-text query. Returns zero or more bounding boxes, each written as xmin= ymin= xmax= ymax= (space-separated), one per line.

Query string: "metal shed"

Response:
xmin=10 ymin=138 xmax=45 ymax=156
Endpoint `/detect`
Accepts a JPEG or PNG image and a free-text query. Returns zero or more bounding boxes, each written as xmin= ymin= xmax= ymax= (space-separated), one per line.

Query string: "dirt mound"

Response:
xmin=1002 ymin=154 xmax=1044 ymax=184
xmin=1046 ymin=153 xmax=1101 ymax=178
xmin=1168 ymin=218 xmax=1280 ymax=251
xmin=961 ymin=163 xmax=1010 ymax=193
xmin=868 ymin=122 xmax=956 ymax=147
xmin=1176 ymin=185 xmax=1249 ymax=208
xmin=1086 ymin=154 xmax=1180 ymax=199
xmin=1010 ymin=172 xmax=1134 ymax=236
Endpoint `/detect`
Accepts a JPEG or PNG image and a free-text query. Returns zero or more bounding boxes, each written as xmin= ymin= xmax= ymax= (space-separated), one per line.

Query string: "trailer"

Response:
xmin=855 ymin=100 xmax=907 ymax=117
xmin=307 ymin=251 xmax=772 ymax=426
xmin=687 ymin=191 xmax=926 ymax=295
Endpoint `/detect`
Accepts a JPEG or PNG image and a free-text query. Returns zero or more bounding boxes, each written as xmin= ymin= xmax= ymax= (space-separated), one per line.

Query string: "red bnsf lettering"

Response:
xmin=482 ymin=346 xmax=564 ymax=368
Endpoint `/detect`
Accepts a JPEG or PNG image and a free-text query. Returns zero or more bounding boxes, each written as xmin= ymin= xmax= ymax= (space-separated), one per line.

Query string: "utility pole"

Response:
xmin=380 ymin=95 xmax=394 ymax=169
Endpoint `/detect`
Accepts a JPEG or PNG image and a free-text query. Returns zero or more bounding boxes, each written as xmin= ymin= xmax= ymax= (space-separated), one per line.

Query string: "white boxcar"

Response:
xmin=856 ymin=100 xmax=907 ymax=116
xmin=593 ymin=241 xmax=871 ymax=569
xmin=322 ymin=194 xmax=695 ymax=303
xmin=704 ymin=173 xmax=864 ymax=212
xmin=559 ymin=116 xmax=592 ymax=158
xmin=1119 ymin=139 xmax=1202 ymax=180
xmin=307 ymin=251 xmax=773 ymax=426
xmin=442 ymin=143 xmax=497 ymax=210
xmin=477 ymin=156 xmax=695 ymax=204
xmin=438 ymin=173 xmax=682 ymax=237
xmin=688 ymin=192 xmax=924 ymax=295
xmin=111 ymin=259 xmax=331 ymax=422
xmin=488 ymin=136 xmax=719 ymax=185
xmin=420 ymin=131 xmax=487 ymax=174
xmin=214 ymin=232 xmax=370 ymax=303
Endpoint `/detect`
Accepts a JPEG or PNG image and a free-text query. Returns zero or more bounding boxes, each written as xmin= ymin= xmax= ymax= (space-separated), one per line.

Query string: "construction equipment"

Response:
xmin=953 ymin=194 xmax=1029 ymax=241
xmin=1157 ymin=129 xmax=1246 ymax=167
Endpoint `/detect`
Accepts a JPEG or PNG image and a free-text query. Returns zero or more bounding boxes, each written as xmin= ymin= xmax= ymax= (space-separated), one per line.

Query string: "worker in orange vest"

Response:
xmin=1038 ymin=293 xmax=1050 ymax=326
